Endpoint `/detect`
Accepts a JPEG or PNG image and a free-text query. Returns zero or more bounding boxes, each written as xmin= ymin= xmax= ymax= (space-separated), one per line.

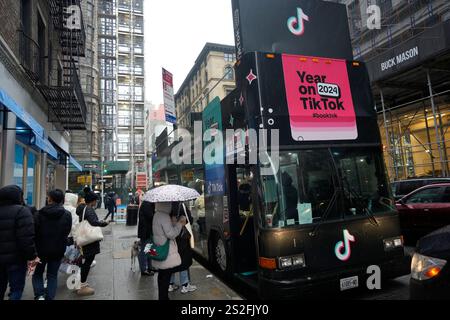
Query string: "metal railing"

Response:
xmin=48 ymin=0 xmax=86 ymax=57
xmin=18 ymin=30 xmax=41 ymax=82
xmin=69 ymin=60 xmax=87 ymax=121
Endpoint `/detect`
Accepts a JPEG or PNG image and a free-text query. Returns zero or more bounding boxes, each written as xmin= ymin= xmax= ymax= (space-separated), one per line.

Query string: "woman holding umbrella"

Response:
xmin=152 ymin=202 xmax=186 ymax=300
xmin=144 ymin=185 xmax=200 ymax=300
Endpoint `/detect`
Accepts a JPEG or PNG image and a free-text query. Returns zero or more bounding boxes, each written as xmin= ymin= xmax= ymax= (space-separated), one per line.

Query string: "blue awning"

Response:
xmin=69 ymin=156 xmax=83 ymax=172
xmin=30 ymin=134 xmax=58 ymax=159
xmin=0 ymin=89 xmax=44 ymax=137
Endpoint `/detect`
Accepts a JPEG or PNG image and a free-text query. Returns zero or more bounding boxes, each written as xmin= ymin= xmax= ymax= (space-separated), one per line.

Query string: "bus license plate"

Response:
xmin=340 ymin=276 xmax=359 ymax=291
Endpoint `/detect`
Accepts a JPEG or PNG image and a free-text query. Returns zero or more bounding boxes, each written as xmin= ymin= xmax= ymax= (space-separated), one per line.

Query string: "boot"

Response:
xmin=77 ymin=283 xmax=95 ymax=296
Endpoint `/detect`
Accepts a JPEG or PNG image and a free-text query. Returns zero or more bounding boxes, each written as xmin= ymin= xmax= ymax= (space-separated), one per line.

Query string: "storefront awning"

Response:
xmin=31 ymin=133 xmax=58 ymax=159
xmin=1 ymin=89 xmax=69 ymax=160
xmin=69 ymin=156 xmax=83 ymax=172
xmin=0 ymin=89 xmax=44 ymax=137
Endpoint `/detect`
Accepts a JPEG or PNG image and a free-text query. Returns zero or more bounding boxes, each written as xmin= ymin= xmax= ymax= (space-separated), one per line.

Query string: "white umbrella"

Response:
xmin=143 ymin=184 xmax=200 ymax=203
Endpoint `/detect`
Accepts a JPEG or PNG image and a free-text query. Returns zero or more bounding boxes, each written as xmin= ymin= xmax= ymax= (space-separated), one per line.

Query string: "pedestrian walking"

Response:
xmin=152 ymin=202 xmax=186 ymax=300
xmin=169 ymin=202 xmax=197 ymax=294
xmin=0 ymin=185 xmax=39 ymax=300
xmin=137 ymin=200 xmax=155 ymax=276
xmin=75 ymin=191 xmax=109 ymax=296
xmin=32 ymin=189 xmax=72 ymax=300
xmin=64 ymin=191 xmax=79 ymax=246
xmin=104 ymin=192 xmax=116 ymax=222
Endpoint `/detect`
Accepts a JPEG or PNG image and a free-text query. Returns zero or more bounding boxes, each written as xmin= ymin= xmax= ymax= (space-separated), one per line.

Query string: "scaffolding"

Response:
xmin=97 ymin=0 xmax=145 ymax=189
xmin=344 ymin=0 xmax=448 ymax=61
xmin=342 ymin=0 xmax=450 ymax=180
xmin=98 ymin=0 xmax=118 ymax=161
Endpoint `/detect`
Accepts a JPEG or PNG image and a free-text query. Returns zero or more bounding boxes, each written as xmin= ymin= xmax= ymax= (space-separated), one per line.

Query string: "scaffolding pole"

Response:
xmin=426 ymin=69 xmax=447 ymax=177
xmin=380 ymin=89 xmax=395 ymax=180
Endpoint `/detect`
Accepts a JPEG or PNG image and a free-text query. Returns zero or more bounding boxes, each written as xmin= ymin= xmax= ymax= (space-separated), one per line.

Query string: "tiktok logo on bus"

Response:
xmin=287 ymin=7 xmax=309 ymax=36
xmin=334 ymin=229 xmax=355 ymax=261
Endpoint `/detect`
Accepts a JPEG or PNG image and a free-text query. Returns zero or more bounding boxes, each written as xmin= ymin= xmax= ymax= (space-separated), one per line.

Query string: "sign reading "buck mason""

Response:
xmin=381 ymin=46 xmax=419 ymax=72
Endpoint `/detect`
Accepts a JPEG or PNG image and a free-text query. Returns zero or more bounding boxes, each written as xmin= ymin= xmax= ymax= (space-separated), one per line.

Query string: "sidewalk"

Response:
xmin=21 ymin=217 xmax=241 ymax=300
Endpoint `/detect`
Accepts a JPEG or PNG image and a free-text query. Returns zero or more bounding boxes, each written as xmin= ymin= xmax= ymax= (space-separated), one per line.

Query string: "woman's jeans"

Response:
xmin=32 ymin=259 xmax=61 ymax=300
xmin=138 ymin=240 xmax=152 ymax=272
xmin=170 ymin=269 xmax=189 ymax=286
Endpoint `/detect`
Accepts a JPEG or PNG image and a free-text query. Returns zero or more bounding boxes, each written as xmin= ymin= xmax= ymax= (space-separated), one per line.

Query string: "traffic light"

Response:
xmin=103 ymin=164 xmax=108 ymax=174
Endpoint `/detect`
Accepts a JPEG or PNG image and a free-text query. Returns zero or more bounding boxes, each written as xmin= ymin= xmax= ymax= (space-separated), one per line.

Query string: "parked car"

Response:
xmin=410 ymin=225 xmax=450 ymax=299
xmin=396 ymin=183 xmax=450 ymax=244
xmin=391 ymin=178 xmax=450 ymax=201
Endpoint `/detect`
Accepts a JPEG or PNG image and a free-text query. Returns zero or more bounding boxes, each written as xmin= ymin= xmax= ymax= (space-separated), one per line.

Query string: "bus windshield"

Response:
xmin=259 ymin=147 xmax=395 ymax=229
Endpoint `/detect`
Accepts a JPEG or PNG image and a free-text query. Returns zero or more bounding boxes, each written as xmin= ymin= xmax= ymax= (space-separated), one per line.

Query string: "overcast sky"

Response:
xmin=144 ymin=0 xmax=235 ymax=106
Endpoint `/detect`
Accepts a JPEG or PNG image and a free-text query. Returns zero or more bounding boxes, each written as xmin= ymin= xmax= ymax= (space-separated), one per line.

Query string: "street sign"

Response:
xmin=77 ymin=175 xmax=92 ymax=185
xmin=77 ymin=176 xmax=85 ymax=184
xmin=84 ymin=163 xmax=99 ymax=169
xmin=162 ymin=68 xmax=176 ymax=124
xmin=136 ymin=173 xmax=147 ymax=189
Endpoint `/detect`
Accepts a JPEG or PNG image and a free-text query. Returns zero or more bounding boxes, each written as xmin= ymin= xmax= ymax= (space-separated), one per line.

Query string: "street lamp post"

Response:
xmin=100 ymin=162 xmax=105 ymax=209
xmin=100 ymin=140 xmax=105 ymax=209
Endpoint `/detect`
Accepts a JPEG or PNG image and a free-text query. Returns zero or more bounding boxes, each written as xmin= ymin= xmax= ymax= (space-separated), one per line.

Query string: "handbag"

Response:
xmin=182 ymin=203 xmax=195 ymax=249
xmin=74 ymin=206 xmax=104 ymax=247
xmin=144 ymin=238 xmax=170 ymax=261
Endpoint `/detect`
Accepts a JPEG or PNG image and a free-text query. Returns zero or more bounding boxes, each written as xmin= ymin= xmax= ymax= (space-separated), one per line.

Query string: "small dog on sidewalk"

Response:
xmin=130 ymin=240 xmax=140 ymax=272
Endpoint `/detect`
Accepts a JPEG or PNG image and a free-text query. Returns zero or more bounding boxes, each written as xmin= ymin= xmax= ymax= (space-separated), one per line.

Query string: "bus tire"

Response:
xmin=212 ymin=234 xmax=230 ymax=275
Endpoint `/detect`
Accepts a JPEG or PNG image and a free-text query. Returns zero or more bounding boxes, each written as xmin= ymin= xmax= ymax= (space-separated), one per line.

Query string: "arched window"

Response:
xmin=224 ymin=65 xmax=234 ymax=80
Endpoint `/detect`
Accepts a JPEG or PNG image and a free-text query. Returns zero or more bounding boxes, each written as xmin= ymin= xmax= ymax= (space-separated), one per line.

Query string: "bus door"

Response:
xmin=227 ymin=164 xmax=257 ymax=273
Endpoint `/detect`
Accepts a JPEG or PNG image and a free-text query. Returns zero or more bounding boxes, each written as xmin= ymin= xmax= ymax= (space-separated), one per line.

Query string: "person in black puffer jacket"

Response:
xmin=137 ymin=200 xmax=155 ymax=276
xmin=75 ymin=191 xmax=109 ymax=296
xmin=0 ymin=185 xmax=38 ymax=300
xmin=32 ymin=189 xmax=72 ymax=300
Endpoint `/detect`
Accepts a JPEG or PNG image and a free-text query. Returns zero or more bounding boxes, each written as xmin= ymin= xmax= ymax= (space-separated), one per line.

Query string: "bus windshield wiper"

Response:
xmin=342 ymin=177 xmax=379 ymax=227
xmin=309 ymin=189 xmax=338 ymax=237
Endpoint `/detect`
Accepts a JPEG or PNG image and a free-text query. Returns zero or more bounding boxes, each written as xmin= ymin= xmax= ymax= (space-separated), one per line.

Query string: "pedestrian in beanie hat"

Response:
xmin=84 ymin=191 xmax=98 ymax=204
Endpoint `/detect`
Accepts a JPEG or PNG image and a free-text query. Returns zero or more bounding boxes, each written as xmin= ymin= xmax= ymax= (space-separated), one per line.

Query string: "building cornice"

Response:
xmin=175 ymin=43 xmax=235 ymax=98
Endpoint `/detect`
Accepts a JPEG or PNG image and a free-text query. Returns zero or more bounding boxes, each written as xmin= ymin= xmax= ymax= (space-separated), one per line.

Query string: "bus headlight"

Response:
xmin=411 ymin=253 xmax=447 ymax=281
xmin=383 ymin=236 xmax=403 ymax=251
xmin=278 ymin=254 xmax=306 ymax=269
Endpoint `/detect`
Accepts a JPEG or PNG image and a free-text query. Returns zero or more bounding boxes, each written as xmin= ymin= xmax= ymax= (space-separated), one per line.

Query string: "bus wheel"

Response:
xmin=214 ymin=236 xmax=229 ymax=273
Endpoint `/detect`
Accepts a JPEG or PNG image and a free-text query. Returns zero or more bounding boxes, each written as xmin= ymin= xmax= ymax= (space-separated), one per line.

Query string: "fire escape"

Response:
xmin=38 ymin=0 xmax=87 ymax=130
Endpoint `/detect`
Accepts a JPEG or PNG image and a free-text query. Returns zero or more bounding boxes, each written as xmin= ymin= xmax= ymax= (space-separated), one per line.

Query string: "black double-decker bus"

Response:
xmin=190 ymin=52 xmax=407 ymax=299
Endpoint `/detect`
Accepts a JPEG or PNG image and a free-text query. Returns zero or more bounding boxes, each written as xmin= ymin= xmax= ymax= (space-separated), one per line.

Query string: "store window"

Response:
xmin=14 ymin=144 xmax=25 ymax=188
xmin=46 ymin=162 xmax=56 ymax=194
xmin=26 ymin=152 xmax=37 ymax=205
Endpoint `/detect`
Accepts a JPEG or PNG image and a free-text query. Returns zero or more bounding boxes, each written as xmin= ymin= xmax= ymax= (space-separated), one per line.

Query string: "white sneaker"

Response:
xmin=90 ymin=260 xmax=96 ymax=268
xmin=168 ymin=284 xmax=179 ymax=292
xmin=181 ymin=283 xmax=197 ymax=294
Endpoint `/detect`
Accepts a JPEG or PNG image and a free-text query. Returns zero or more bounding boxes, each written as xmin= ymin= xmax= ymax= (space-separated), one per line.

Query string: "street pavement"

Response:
xmin=21 ymin=214 xmax=241 ymax=300
xmin=19 ymin=210 xmax=412 ymax=300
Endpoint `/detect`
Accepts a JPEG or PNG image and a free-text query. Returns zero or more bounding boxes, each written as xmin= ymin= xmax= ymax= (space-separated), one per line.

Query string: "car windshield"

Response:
xmin=259 ymin=147 xmax=395 ymax=228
